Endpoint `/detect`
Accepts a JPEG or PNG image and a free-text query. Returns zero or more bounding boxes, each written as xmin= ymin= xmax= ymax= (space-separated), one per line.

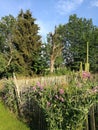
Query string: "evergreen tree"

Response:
xmin=12 ymin=10 xmax=42 ymax=75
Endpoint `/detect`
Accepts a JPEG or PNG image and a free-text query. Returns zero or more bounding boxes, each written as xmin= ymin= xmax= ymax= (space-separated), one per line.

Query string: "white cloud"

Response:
xmin=56 ymin=0 xmax=84 ymax=15
xmin=90 ymin=0 xmax=98 ymax=7
xmin=36 ymin=19 xmax=58 ymax=42
xmin=36 ymin=20 xmax=53 ymax=42
xmin=36 ymin=20 xmax=48 ymax=35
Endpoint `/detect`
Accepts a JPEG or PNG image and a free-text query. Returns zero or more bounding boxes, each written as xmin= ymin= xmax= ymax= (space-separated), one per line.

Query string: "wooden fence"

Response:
xmin=84 ymin=104 xmax=98 ymax=130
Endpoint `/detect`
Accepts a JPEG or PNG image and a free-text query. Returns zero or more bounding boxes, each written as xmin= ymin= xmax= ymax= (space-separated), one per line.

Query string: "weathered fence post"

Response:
xmin=89 ymin=105 xmax=96 ymax=130
xmin=13 ymin=72 xmax=21 ymax=116
xmin=84 ymin=115 xmax=89 ymax=130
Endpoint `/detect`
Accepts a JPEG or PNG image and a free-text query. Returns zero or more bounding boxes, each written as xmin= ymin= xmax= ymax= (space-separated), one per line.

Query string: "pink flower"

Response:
xmin=88 ymin=86 xmax=98 ymax=94
xmin=37 ymin=81 xmax=41 ymax=86
xmin=59 ymin=89 xmax=64 ymax=95
xmin=32 ymin=86 xmax=36 ymax=91
xmin=59 ymin=96 xmax=64 ymax=102
xmin=92 ymin=86 xmax=98 ymax=93
xmin=47 ymin=101 xmax=51 ymax=107
xmin=39 ymin=85 xmax=43 ymax=91
xmin=82 ymin=71 xmax=90 ymax=79
xmin=36 ymin=81 xmax=43 ymax=91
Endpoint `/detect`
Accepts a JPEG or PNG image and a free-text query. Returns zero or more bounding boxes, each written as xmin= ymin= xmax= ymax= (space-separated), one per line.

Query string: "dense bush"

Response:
xmin=0 ymin=80 xmax=19 ymax=113
xmin=0 ymin=73 xmax=98 ymax=130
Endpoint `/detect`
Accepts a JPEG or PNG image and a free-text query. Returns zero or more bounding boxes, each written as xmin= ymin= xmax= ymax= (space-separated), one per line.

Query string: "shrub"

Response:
xmin=0 ymin=80 xmax=19 ymax=113
xmin=0 ymin=74 xmax=98 ymax=130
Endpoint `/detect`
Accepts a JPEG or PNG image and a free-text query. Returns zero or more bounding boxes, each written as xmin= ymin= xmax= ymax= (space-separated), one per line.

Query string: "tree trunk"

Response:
xmin=50 ymin=55 xmax=55 ymax=73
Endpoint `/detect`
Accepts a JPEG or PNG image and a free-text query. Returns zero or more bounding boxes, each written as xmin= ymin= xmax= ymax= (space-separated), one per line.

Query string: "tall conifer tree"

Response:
xmin=12 ymin=10 xmax=42 ymax=75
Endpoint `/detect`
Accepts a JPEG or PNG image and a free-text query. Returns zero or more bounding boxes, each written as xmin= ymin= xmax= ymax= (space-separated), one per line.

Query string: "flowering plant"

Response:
xmin=28 ymin=75 xmax=98 ymax=130
xmin=1 ymin=73 xmax=98 ymax=130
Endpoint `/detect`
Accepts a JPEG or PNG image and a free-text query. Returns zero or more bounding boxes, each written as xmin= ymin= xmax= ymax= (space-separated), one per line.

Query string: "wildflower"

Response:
xmin=92 ymin=86 xmax=98 ymax=93
xmin=55 ymin=94 xmax=59 ymax=99
xmin=82 ymin=71 xmax=90 ymax=79
xmin=59 ymin=96 xmax=64 ymax=102
xmin=40 ymin=86 xmax=44 ymax=91
xmin=32 ymin=86 xmax=36 ymax=91
xmin=59 ymin=88 xmax=64 ymax=95
xmin=37 ymin=81 xmax=43 ymax=91
xmin=37 ymin=81 xmax=41 ymax=87
xmin=88 ymin=86 xmax=98 ymax=94
xmin=47 ymin=101 xmax=51 ymax=107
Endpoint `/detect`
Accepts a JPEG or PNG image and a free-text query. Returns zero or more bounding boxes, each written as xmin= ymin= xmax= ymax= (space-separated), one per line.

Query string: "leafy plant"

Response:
xmin=0 ymin=73 xmax=98 ymax=130
xmin=0 ymin=80 xmax=19 ymax=113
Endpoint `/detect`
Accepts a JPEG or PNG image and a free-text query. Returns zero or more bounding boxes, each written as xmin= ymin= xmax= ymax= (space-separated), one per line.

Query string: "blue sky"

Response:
xmin=0 ymin=0 xmax=98 ymax=41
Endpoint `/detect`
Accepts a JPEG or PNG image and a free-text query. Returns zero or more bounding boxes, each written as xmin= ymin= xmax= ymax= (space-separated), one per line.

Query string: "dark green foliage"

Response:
xmin=12 ymin=10 xmax=42 ymax=75
xmin=0 ymin=15 xmax=16 ymax=61
xmin=0 ymin=15 xmax=15 ymax=53
xmin=0 ymin=10 xmax=43 ymax=77
xmin=89 ymin=28 xmax=98 ymax=72
xmin=0 ymin=54 xmax=7 ymax=74
xmin=57 ymin=14 xmax=98 ymax=72
xmin=0 ymin=15 xmax=16 ymax=77
xmin=0 ymin=80 xmax=18 ymax=113
xmin=0 ymin=12 xmax=98 ymax=76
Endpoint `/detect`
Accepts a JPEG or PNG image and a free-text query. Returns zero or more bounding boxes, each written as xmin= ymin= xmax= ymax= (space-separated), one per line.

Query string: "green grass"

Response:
xmin=0 ymin=101 xmax=30 ymax=130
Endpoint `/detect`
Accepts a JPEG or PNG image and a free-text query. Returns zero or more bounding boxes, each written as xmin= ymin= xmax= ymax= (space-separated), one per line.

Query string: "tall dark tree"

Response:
xmin=60 ymin=14 xmax=96 ymax=71
xmin=89 ymin=27 xmax=98 ymax=72
xmin=12 ymin=10 xmax=42 ymax=75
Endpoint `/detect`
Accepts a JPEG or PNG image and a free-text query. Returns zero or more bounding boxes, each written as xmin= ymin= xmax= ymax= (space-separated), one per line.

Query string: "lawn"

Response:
xmin=0 ymin=101 xmax=30 ymax=130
